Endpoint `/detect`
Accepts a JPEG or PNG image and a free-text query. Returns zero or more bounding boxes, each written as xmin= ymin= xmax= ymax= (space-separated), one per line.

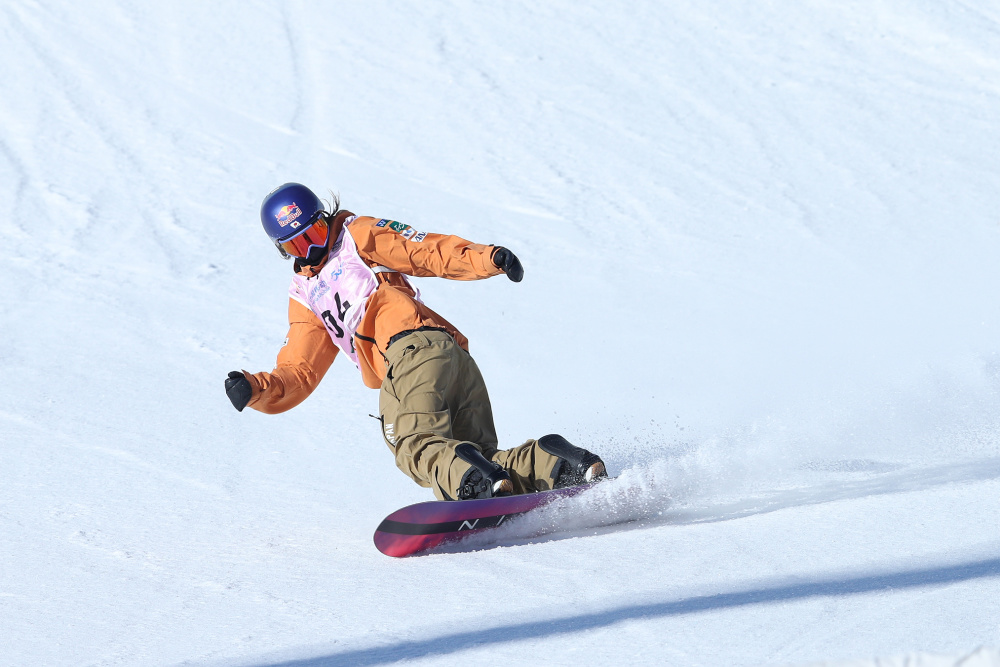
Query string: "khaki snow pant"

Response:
xmin=378 ymin=329 xmax=563 ymax=500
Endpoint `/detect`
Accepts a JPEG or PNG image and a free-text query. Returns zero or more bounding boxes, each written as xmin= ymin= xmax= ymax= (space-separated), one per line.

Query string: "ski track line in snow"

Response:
xmin=236 ymin=557 xmax=1000 ymax=667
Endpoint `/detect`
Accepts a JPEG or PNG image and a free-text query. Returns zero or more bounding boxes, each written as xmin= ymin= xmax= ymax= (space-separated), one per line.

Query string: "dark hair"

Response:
xmin=322 ymin=190 xmax=341 ymax=219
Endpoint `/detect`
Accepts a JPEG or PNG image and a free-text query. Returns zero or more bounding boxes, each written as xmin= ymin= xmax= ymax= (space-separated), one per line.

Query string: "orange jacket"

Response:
xmin=245 ymin=213 xmax=504 ymax=413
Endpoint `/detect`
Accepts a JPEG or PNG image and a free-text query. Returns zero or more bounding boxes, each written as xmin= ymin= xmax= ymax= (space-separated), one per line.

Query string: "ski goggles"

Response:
xmin=277 ymin=215 xmax=329 ymax=258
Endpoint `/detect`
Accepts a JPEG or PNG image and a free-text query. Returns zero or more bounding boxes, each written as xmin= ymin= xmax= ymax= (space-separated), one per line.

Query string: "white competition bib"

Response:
xmin=288 ymin=218 xmax=419 ymax=367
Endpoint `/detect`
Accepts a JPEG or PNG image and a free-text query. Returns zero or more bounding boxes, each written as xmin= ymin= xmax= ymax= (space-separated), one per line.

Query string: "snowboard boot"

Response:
xmin=455 ymin=443 xmax=514 ymax=500
xmin=538 ymin=434 xmax=608 ymax=489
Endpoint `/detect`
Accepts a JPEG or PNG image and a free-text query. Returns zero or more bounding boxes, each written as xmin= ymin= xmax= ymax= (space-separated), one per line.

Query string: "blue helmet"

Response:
xmin=260 ymin=182 xmax=324 ymax=247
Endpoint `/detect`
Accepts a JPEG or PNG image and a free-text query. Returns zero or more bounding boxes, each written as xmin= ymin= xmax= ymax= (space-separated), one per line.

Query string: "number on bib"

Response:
xmin=321 ymin=293 xmax=352 ymax=339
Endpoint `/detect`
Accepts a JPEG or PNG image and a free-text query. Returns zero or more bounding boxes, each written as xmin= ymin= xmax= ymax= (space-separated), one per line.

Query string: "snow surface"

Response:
xmin=2 ymin=1 xmax=1000 ymax=665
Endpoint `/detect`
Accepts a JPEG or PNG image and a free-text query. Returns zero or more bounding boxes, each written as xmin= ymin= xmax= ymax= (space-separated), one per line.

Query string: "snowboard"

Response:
xmin=374 ymin=483 xmax=596 ymax=557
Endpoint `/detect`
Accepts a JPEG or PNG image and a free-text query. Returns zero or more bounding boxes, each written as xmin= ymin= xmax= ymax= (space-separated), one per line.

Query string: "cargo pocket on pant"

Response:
xmin=390 ymin=410 xmax=454 ymax=491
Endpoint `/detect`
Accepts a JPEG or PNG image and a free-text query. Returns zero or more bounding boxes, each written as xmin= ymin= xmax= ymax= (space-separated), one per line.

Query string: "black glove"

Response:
xmin=491 ymin=246 xmax=524 ymax=283
xmin=225 ymin=371 xmax=253 ymax=412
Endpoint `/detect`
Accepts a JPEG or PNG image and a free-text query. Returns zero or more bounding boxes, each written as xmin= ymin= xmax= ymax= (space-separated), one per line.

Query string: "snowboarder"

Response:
xmin=225 ymin=183 xmax=606 ymax=501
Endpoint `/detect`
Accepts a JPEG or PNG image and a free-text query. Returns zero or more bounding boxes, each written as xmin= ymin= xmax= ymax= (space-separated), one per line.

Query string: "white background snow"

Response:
xmin=2 ymin=1 xmax=1000 ymax=665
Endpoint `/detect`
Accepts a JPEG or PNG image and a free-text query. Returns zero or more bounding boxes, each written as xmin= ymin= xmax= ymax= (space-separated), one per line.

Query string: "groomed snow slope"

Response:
xmin=2 ymin=2 xmax=1000 ymax=665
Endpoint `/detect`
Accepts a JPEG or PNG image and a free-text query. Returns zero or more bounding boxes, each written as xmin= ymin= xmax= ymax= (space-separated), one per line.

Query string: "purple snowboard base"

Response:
xmin=374 ymin=484 xmax=593 ymax=557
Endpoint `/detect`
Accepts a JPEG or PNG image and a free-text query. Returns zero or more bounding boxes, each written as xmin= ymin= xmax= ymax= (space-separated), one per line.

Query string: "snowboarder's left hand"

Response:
xmin=492 ymin=247 xmax=523 ymax=282
xmin=225 ymin=371 xmax=252 ymax=412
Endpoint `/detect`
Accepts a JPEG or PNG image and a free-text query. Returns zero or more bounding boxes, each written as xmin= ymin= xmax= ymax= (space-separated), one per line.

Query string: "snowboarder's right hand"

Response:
xmin=225 ymin=371 xmax=253 ymax=412
xmin=492 ymin=247 xmax=524 ymax=282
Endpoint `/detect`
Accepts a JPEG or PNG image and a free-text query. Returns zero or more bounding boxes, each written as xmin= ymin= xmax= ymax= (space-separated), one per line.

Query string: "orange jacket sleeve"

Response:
xmin=347 ymin=216 xmax=504 ymax=280
xmin=245 ymin=299 xmax=338 ymax=414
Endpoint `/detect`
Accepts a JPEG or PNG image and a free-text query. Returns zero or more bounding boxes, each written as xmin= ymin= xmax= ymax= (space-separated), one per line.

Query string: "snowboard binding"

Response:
xmin=455 ymin=443 xmax=514 ymax=500
xmin=538 ymin=434 xmax=608 ymax=489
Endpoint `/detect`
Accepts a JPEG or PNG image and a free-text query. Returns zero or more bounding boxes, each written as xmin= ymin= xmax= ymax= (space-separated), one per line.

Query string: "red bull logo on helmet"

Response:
xmin=276 ymin=203 xmax=302 ymax=227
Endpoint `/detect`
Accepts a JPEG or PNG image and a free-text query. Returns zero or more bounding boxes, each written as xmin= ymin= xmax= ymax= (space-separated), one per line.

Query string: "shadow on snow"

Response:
xmin=249 ymin=556 xmax=1000 ymax=667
